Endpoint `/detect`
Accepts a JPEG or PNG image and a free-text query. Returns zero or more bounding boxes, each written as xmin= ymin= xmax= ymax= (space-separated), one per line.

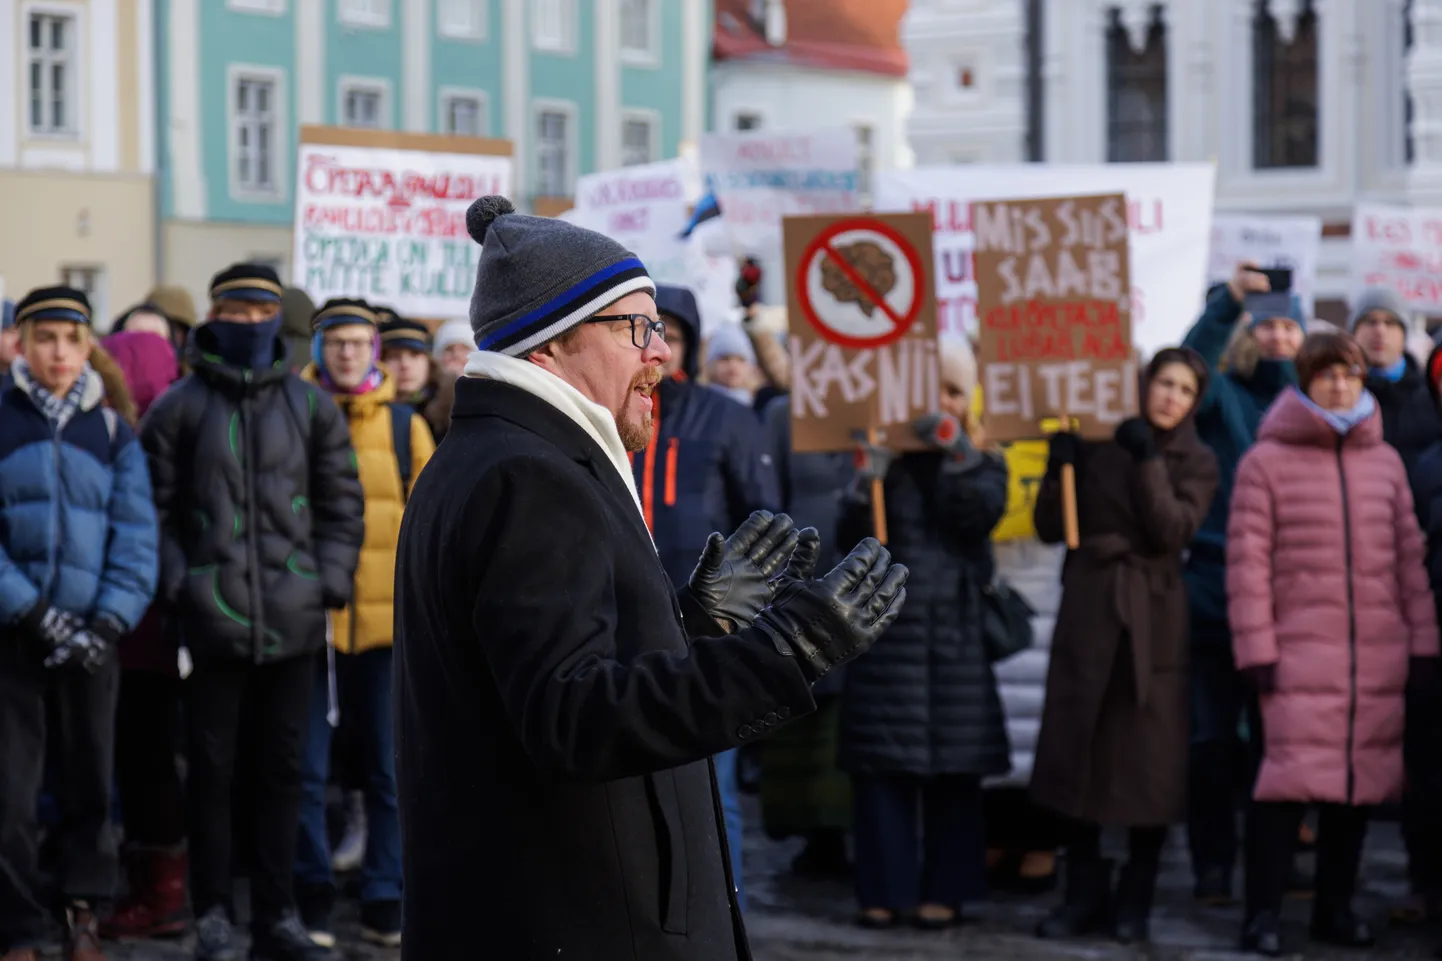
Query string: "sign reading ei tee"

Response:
xmin=292 ymin=126 xmax=514 ymax=318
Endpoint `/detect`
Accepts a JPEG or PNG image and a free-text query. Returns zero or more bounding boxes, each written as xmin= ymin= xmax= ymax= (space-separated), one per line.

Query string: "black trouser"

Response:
xmin=985 ymin=787 xmax=1065 ymax=852
xmin=186 ymin=654 xmax=313 ymax=929
xmin=1187 ymin=631 xmax=1263 ymax=882
xmin=0 ymin=642 xmax=120 ymax=952
xmin=1066 ymin=819 xmax=1167 ymax=870
xmin=1404 ymin=671 xmax=1442 ymax=897
xmin=1244 ymin=801 xmax=1369 ymax=919
xmin=853 ymin=774 xmax=987 ymax=911
xmin=115 ymin=671 xmax=186 ymax=848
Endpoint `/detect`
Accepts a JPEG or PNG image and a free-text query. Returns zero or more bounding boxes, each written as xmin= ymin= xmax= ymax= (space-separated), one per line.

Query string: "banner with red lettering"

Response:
xmin=292 ymin=126 xmax=513 ymax=319
xmin=569 ymin=159 xmax=698 ymax=288
xmin=1350 ymin=203 xmax=1442 ymax=313
xmin=875 ymin=164 xmax=1214 ymax=356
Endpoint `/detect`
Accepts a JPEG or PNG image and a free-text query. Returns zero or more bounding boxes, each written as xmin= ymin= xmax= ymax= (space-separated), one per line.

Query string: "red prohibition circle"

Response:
xmin=794 ymin=217 xmax=927 ymax=350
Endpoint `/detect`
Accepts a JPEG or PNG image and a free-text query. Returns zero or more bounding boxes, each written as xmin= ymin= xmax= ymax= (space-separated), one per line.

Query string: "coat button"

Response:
xmin=777 ymin=706 xmax=791 ymax=720
xmin=764 ymin=712 xmax=778 ymax=725
xmin=738 ymin=724 xmax=754 ymax=738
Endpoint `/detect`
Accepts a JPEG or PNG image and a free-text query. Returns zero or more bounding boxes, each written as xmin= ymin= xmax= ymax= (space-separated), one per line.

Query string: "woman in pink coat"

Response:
xmin=1228 ymin=330 xmax=1439 ymax=956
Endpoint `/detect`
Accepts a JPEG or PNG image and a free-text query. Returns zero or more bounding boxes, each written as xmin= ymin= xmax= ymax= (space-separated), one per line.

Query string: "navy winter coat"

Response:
xmin=637 ymin=286 xmax=779 ymax=587
xmin=0 ymin=366 xmax=157 ymax=632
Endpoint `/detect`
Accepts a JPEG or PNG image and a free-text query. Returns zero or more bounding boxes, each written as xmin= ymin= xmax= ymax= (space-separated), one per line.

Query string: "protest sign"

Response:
xmin=292 ymin=126 xmax=513 ymax=318
xmin=1350 ymin=203 xmax=1442 ymax=313
xmin=875 ymin=164 xmax=1213 ymax=355
xmin=570 ymin=158 xmax=698 ymax=287
xmin=1208 ymin=214 xmax=1320 ymax=317
xmin=973 ymin=194 xmax=1137 ymax=444
xmin=784 ymin=212 xmax=938 ymax=454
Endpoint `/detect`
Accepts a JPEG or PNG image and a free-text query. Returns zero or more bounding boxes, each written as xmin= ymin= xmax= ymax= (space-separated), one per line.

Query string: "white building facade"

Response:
xmin=903 ymin=0 xmax=1434 ymax=320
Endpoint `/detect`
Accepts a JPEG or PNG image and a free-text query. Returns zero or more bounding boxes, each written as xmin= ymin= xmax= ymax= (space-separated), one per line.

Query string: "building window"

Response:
xmin=1405 ymin=0 xmax=1415 ymax=165
xmin=621 ymin=0 xmax=657 ymax=64
xmin=232 ymin=73 xmax=280 ymax=193
xmin=227 ymin=0 xmax=286 ymax=13
xmin=438 ymin=0 xmax=486 ymax=40
xmin=535 ymin=106 xmax=573 ymax=196
xmin=621 ymin=114 xmax=656 ymax=166
xmin=338 ymin=0 xmax=389 ymax=28
xmin=341 ymin=79 xmax=388 ymax=129
xmin=532 ymin=0 xmax=576 ymax=53
xmin=60 ymin=266 xmax=105 ymax=328
xmin=26 ymin=11 xmax=76 ymax=135
xmin=854 ymin=124 xmax=874 ymax=207
xmin=734 ymin=112 xmax=762 ymax=131
xmin=1253 ymin=0 xmax=1319 ymax=169
xmin=1106 ymin=6 xmax=1168 ymax=163
xmin=441 ymin=91 xmax=487 ymax=136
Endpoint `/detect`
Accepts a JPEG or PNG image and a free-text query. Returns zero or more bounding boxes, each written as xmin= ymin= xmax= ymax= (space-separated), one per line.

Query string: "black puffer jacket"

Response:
xmin=139 ymin=330 xmax=364 ymax=664
xmin=1368 ymin=356 xmax=1442 ymax=486
xmin=837 ymin=451 xmax=1011 ymax=778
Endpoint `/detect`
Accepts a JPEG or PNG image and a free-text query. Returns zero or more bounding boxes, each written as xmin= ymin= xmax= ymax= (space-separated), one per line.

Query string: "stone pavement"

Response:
xmin=101 ymin=798 xmax=1439 ymax=960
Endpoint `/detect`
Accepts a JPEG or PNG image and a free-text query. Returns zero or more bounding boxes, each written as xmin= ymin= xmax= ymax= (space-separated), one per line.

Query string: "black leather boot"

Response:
xmin=1036 ymin=854 xmax=1113 ymax=939
xmin=1112 ymin=860 xmax=1159 ymax=944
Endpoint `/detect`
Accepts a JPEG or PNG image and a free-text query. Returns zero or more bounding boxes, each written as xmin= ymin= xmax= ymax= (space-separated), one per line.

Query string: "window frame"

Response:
xmin=620 ymin=108 xmax=661 ymax=167
xmin=338 ymin=75 xmax=392 ymax=130
xmin=532 ymin=98 xmax=578 ymax=198
xmin=59 ymin=265 xmax=106 ymax=330
xmin=1251 ymin=0 xmax=1320 ymax=170
xmin=439 ymin=87 xmax=490 ymax=137
xmin=227 ymin=0 xmax=286 ymax=14
xmin=23 ymin=4 xmax=82 ymax=139
xmin=620 ymin=0 xmax=661 ymax=68
xmin=531 ymin=0 xmax=577 ymax=55
xmin=338 ymin=0 xmax=390 ymax=30
xmin=1104 ymin=6 xmax=1169 ymax=163
xmin=437 ymin=0 xmax=488 ymax=41
xmin=226 ymin=64 xmax=288 ymax=202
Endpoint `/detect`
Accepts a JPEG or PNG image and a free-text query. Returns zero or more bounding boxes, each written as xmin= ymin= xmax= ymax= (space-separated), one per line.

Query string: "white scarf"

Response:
xmin=464 ymin=350 xmax=652 ymax=541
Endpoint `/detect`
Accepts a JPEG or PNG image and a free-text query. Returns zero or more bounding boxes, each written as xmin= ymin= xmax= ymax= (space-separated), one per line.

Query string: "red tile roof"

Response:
xmin=713 ymin=0 xmax=910 ymax=78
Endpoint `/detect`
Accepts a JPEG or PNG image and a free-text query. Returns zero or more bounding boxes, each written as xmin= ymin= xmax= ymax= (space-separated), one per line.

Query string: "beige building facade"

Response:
xmin=0 ymin=0 xmax=156 ymax=328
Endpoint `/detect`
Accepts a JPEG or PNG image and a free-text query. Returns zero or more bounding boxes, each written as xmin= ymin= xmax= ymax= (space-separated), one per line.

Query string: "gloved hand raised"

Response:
xmin=753 ymin=538 xmax=909 ymax=685
xmin=688 ymin=511 xmax=801 ymax=631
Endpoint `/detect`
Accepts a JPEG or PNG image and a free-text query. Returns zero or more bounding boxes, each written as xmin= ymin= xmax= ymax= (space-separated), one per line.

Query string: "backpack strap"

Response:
xmin=388 ymin=402 xmax=415 ymax=501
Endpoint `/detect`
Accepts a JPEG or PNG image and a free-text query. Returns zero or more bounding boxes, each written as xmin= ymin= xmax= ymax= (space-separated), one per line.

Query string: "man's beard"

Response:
xmin=616 ymin=368 xmax=662 ymax=452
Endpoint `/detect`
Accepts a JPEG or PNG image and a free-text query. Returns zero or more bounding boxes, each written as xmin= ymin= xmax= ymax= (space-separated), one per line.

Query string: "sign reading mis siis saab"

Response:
xmin=292 ymin=126 xmax=514 ymax=319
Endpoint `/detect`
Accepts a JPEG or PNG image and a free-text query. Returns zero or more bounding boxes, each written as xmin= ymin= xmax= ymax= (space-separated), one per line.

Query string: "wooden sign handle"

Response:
xmin=1055 ymin=410 xmax=1080 ymax=550
xmin=867 ymin=427 xmax=888 ymax=545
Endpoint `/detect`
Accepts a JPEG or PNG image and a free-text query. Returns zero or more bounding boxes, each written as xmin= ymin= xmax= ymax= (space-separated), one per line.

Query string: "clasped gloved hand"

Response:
xmin=1113 ymin=417 xmax=1158 ymax=462
xmin=20 ymin=601 xmax=83 ymax=659
xmin=753 ymin=537 xmax=909 ymax=685
xmin=689 ymin=511 xmax=803 ymax=630
xmin=45 ymin=614 xmax=122 ymax=674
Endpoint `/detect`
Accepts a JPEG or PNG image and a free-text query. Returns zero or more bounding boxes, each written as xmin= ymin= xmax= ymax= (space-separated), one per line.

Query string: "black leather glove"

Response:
xmin=19 ymin=601 xmax=83 ymax=655
xmin=1045 ymin=432 xmax=1081 ymax=477
xmin=688 ymin=511 xmax=800 ymax=630
xmin=777 ymin=527 xmax=821 ymax=585
xmin=1114 ymin=417 xmax=1158 ymax=461
xmin=1241 ymin=664 xmax=1278 ymax=695
xmin=752 ymin=537 xmax=909 ymax=685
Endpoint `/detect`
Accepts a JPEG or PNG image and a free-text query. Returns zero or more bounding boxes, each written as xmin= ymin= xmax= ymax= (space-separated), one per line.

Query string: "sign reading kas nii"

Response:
xmin=784 ymin=212 xmax=939 ymax=453
xmin=293 ymin=126 xmax=514 ymax=318
xmin=973 ymin=194 xmax=1137 ymax=443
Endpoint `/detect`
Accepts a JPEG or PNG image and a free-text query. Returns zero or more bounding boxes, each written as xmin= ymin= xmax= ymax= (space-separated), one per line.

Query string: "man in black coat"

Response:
xmin=1351 ymin=286 xmax=1442 ymax=477
xmin=394 ymin=197 xmax=909 ymax=961
xmin=140 ymin=263 xmax=364 ymax=961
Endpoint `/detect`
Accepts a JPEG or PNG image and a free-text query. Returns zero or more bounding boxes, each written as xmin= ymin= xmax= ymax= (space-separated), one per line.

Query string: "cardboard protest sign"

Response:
xmin=876 ymin=164 xmax=1213 ymax=354
xmin=292 ymin=126 xmax=513 ymax=318
xmin=784 ymin=212 xmax=939 ymax=453
xmin=973 ymin=194 xmax=1137 ymax=443
xmin=1208 ymin=214 xmax=1320 ymax=318
xmin=1351 ymin=203 xmax=1442 ymax=312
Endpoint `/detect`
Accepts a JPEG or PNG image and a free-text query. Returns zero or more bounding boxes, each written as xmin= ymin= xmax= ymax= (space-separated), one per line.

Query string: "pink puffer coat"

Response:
xmin=1227 ymin=388 xmax=1438 ymax=806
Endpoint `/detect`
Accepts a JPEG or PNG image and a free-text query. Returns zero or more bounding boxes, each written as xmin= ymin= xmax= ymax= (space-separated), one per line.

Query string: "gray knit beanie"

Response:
xmin=1348 ymin=286 xmax=1409 ymax=332
xmin=465 ymin=196 xmax=656 ymax=356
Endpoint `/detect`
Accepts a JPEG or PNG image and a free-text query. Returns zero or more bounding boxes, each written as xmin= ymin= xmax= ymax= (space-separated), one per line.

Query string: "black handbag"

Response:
xmin=978 ymin=578 xmax=1036 ymax=664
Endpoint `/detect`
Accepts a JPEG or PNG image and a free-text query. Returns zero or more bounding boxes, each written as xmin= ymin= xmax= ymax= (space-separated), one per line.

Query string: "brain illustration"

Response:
xmin=820 ymin=241 xmax=897 ymax=318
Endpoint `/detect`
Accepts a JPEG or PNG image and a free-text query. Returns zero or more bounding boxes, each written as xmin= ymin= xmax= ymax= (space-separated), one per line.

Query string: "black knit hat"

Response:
xmin=465 ymin=196 xmax=655 ymax=357
xmin=15 ymin=285 xmax=91 ymax=327
xmin=209 ymin=262 xmax=283 ymax=305
xmin=379 ymin=315 xmax=431 ymax=354
xmin=311 ymin=297 xmax=379 ymax=333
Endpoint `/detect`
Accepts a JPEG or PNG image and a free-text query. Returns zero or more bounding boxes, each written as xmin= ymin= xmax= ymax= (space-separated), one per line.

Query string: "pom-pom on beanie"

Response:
xmin=465 ymin=195 xmax=656 ymax=357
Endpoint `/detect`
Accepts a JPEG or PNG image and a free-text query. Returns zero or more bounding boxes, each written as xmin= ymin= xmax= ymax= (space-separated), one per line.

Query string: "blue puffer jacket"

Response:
xmin=1180 ymin=286 xmax=1296 ymax=628
xmin=635 ymin=286 xmax=780 ymax=588
xmin=0 ymin=366 xmax=158 ymax=632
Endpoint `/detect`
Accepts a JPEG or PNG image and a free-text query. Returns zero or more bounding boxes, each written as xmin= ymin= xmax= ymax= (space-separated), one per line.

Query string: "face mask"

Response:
xmin=205 ymin=316 xmax=282 ymax=369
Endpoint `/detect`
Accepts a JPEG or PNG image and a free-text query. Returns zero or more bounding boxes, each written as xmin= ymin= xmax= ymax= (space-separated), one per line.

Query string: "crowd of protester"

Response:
xmin=2 ymin=251 xmax=1442 ymax=961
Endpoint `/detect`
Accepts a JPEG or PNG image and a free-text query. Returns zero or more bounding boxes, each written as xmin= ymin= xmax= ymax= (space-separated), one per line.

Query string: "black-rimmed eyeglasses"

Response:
xmin=585 ymin=313 xmax=666 ymax=350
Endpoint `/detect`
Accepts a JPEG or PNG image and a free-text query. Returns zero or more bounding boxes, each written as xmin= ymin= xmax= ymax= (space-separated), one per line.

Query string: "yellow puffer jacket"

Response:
xmin=303 ymin=366 xmax=435 ymax=654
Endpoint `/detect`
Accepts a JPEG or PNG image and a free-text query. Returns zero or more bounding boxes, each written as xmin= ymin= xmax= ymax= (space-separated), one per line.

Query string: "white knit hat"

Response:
xmin=433 ymin=318 xmax=474 ymax=360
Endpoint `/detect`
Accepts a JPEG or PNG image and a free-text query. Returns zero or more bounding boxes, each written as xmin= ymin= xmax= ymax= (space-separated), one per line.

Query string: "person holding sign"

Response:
xmin=1180 ymin=262 xmax=1305 ymax=905
xmin=1028 ymin=348 xmax=1218 ymax=944
xmin=1227 ymin=331 xmax=1438 ymax=956
xmin=838 ymin=339 xmax=1010 ymax=930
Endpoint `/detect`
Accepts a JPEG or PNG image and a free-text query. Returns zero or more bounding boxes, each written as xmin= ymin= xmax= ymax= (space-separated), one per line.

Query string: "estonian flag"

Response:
xmin=679 ymin=190 xmax=722 ymax=239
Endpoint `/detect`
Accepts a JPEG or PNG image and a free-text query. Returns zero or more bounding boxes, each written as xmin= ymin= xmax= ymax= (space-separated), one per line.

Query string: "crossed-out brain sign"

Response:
xmin=795 ymin=217 xmax=926 ymax=349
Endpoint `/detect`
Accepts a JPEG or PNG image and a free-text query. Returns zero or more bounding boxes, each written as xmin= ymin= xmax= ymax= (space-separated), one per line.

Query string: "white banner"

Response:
xmin=1350 ymin=203 xmax=1442 ymax=313
xmin=875 ymin=163 xmax=1216 ymax=357
xmin=292 ymin=135 xmax=513 ymax=318
xmin=1207 ymin=214 xmax=1321 ymax=318
xmin=570 ymin=158 xmax=698 ymax=289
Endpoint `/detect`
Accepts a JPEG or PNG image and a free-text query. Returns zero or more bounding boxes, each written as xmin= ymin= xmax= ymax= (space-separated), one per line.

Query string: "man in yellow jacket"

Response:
xmin=293 ymin=298 xmax=435 ymax=951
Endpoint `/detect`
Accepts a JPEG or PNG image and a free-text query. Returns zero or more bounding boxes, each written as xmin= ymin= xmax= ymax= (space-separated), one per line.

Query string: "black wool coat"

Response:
xmin=1367 ymin=357 xmax=1442 ymax=489
xmin=393 ymin=377 xmax=817 ymax=961
xmin=138 ymin=332 xmax=363 ymax=663
xmin=835 ymin=451 xmax=1011 ymax=779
